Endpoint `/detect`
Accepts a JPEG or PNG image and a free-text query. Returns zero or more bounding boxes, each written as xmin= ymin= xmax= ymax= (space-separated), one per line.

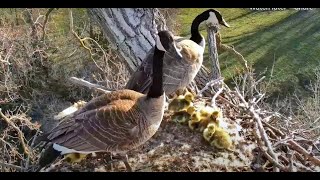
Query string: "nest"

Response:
xmin=34 ymin=79 xmax=320 ymax=172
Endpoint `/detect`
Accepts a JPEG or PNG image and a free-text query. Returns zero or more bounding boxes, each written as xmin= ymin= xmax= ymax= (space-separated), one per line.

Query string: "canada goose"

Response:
xmin=203 ymin=122 xmax=216 ymax=142
xmin=36 ymin=30 xmax=173 ymax=172
xmin=188 ymin=111 xmax=203 ymax=131
xmin=186 ymin=106 xmax=196 ymax=115
xmin=168 ymin=91 xmax=194 ymax=112
xmin=210 ymin=127 xmax=233 ymax=151
xmin=171 ymin=106 xmax=195 ymax=124
xmin=64 ymin=153 xmax=88 ymax=163
xmin=125 ymin=9 xmax=230 ymax=96
xmin=171 ymin=111 xmax=191 ymax=124
xmin=197 ymin=106 xmax=223 ymax=131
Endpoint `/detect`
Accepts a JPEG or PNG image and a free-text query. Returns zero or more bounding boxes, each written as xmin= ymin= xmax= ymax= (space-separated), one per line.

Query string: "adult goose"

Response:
xmin=125 ymin=9 xmax=230 ymax=96
xmin=37 ymin=30 xmax=174 ymax=172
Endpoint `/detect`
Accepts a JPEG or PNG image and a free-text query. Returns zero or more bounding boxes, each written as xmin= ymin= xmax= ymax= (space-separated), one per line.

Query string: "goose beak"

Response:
xmin=220 ymin=18 xmax=230 ymax=28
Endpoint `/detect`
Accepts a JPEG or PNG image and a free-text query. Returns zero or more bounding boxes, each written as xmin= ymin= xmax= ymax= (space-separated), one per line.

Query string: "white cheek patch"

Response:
xmin=156 ymin=35 xmax=166 ymax=52
xmin=207 ymin=12 xmax=220 ymax=28
xmin=199 ymin=37 xmax=205 ymax=49
xmin=173 ymin=43 xmax=183 ymax=58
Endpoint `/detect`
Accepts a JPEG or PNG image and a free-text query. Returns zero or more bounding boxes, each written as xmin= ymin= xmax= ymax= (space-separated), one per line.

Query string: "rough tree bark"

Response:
xmin=207 ymin=26 xmax=222 ymax=91
xmin=207 ymin=26 xmax=220 ymax=80
xmin=88 ymin=8 xmax=212 ymax=95
xmin=87 ymin=8 xmax=167 ymax=72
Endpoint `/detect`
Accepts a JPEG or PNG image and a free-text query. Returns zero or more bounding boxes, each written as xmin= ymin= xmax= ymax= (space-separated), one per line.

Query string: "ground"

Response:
xmin=40 ymin=97 xmax=258 ymax=172
xmin=41 ymin=121 xmax=254 ymax=172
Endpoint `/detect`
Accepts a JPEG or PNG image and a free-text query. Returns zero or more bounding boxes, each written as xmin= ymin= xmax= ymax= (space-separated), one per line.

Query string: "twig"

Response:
xmin=219 ymin=44 xmax=249 ymax=71
xmin=278 ymin=155 xmax=289 ymax=165
xmin=69 ymin=77 xmax=111 ymax=94
xmin=288 ymin=151 xmax=294 ymax=172
xmin=293 ymin=162 xmax=315 ymax=172
xmin=312 ymin=116 xmax=320 ymax=125
xmin=261 ymin=118 xmax=286 ymax=138
xmin=235 ymin=88 xmax=280 ymax=172
xmin=0 ymin=108 xmax=29 ymax=155
xmin=253 ymin=93 xmax=265 ymax=106
xmin=211 ymin=87 xmax=224 ymax=108
xmin=25 ymin=129 xmax=41 ymax=171
xmin=40 ymin=158 xmax=64 ymax=172
xmin=217 ymin=96 xmax=238 ymax=109
xmin=0 ymin=162 xmax=23 ymax=171
xmin=287 ymin=140 xmax=320 ymax=166
xmin=293 ymin=93 xmax=312 ymax=121
xmin=41 ymin=8 xmax=55 ymax=41
xmin=70 ymin=9 xmax=118 ymax=74
xmin=197 ymin=77 xmax=224 ymax=97
xmin=253 ymin=127 xmax=287 ymax=171
xmin=241 ymin=73 xmax=247 ymax=97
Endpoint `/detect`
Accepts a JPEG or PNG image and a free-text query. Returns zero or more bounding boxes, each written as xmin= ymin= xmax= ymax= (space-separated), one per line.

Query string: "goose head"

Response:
xmin=157 ymin=30 xmax=183 ymax=58
xmin=156 ymin=30 xmax=174 ymax=52
xmin=190 ymin=9 xmax=230 ymax=48
xmin=204 ymin=9 xmax=230 ymax=29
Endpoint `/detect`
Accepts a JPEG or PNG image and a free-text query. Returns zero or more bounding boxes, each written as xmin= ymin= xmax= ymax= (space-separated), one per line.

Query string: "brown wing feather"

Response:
xmin=74 ymin=89 xmax=143 ymax=116
xmin=47 ymin=90 xmax=147 ymax=153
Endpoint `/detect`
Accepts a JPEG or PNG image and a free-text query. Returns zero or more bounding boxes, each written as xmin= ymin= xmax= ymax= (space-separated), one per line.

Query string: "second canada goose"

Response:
xmin=36 ymin=30 xmax=174 ymax=172
xmin=125 ymin=9 xmax=230 ymax=96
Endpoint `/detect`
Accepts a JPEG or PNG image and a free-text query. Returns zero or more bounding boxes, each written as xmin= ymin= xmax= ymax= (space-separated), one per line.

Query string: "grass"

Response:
xmin=176 ymin=8 xmax=320 ymax=98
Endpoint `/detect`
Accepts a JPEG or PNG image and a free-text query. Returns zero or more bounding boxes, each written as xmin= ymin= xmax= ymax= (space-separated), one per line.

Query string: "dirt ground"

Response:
xmin=41 ymin=103 xmax=259 ymax=172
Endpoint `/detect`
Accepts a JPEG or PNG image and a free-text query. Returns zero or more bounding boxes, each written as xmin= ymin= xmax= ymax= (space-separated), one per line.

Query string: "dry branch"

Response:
xmin=69 ymin=77 xmax=111 ymax=94
xmin=287 ymin=140 xmax=320 ymax=166
xmin=261 ymin=117 xmax=286 ymax=138
xmin=41 ymin=8 xmax=55 ymax=41
xmin=220 ymin=44 xmax=249 ymax=70
xmin=0 ymin=108 xmax=29 ymax=156
xmin=0 ymin=162 xmax=23 ymax=171
xmin=197 ymin=77 xmax=224 ymax=97
xmin=211 ymin=87 xmax=224 ymax=108
xmin=234 ymin=89 xmax=280 ymax=171
xmin=253 ymin=126 xmax=287 ymax=171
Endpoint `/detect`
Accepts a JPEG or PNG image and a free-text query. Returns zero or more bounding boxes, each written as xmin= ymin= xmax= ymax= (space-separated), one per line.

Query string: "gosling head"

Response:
xmin=184 ymin=92 xmax=194 ymax=102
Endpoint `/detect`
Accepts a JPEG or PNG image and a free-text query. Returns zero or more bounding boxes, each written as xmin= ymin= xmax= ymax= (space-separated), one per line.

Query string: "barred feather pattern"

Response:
xmin=125 ymin=37 xmax=204 ymax=96
xmin=46 ymin=89 xmax=165 ymax=154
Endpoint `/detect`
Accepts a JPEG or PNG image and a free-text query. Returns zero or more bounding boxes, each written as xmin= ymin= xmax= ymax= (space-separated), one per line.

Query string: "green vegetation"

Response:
xmin=177 ymin=8 xmax=320 ymax=97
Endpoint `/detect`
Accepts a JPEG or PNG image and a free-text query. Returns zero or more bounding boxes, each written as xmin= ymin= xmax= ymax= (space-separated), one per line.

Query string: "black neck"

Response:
xmin=190 ymin=13 xmax=206 ymax=45
xmin=147 ymin=48 xmax=165 ymax=98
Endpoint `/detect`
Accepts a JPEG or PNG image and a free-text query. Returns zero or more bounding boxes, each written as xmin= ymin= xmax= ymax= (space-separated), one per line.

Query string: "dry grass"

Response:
xmin=0 ymin=107 xmax=40 ymax=172
xmin=0 ymin=8 xmax=131 ymax=171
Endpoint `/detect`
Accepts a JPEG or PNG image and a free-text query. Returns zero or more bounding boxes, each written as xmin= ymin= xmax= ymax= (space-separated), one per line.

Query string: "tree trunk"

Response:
xmin=207 ymin=26 xmax=221 ymax=80
xmin=207 ymin=26 xmax=222 ymax=91
xmin=87 ymin=8 xmax=167 ymax=72
xmin=88 ymin=8 xmax=212 ymax=95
